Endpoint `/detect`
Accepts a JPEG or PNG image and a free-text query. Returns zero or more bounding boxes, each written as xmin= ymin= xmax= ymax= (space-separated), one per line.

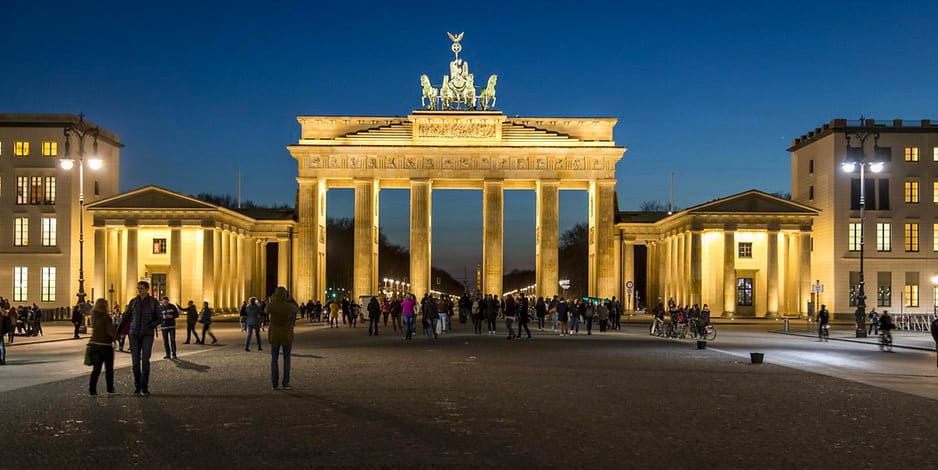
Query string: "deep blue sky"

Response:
xmin=4 ymin=0 xmax=938 ymax=276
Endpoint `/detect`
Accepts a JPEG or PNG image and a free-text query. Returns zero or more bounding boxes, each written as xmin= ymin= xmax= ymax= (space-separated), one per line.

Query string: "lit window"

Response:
xmin=43 ymin=176 xmax=55 ymax=204
xmin=905 ymin=222 xmax=919 ymax=252
xmin=934 ymin=180 xmax=938 ymax=203
xmin=29 ymin=176 xmax=42 ymax=204
xmin=41 ymin=217 xmax=56 ymax=247
xmin=14 ymin=141 xmax=29 ymax=157
xmin=933 ymin=147 xmax=938 ymax=162
xmin=13 ymin=267 xmax=27 ymax=302
xmin=904 ymin=180 xmax=919 ymax=203
xmin=876 ymin=223 xmax=891 ymax=252
xmin=736 ymin=277 xmax=753 ymax=306
xmin=40 ymin=267 xmax=55 ymax=302
xmin=152 ymin=238 xmax=167 ymax=254
xmin=848 ymin=222 xmax=862 ymax=252
xmin=905 ymin=147 xmax=919 ymax=162
xmin=934 ymin=223 xmax=938 ymax=252
xmin=16 ymin=176 xmax=28 ymax=205
xmin=877 ymin=272 xmax=891 ymax=307
xmin=737 ymin=242 xmax=752 ymax=258
xmin=14 ymin=217 xmax=28 ymax=246
xmin=905 ymin=283 xmax=919 ymax=307
xmin=41 ymin=141 xmax=57 ymax=157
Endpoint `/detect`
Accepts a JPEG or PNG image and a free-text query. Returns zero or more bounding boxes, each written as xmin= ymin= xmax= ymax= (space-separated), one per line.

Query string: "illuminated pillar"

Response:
xmin=483 ymin=179 xmax=504 ymax=296
xmin=723 ymin=228 xmax=736 ymax=317
xmin=353 ymin=178 xmax=379 ymax=300
xmin=535 ymin=179 xmax=559 ymax=298
xmin=202 ymin=224 xmax=215 ymax=304
xmin=766 ymin=227 xmax=779 ymax=318
xmin=93 ymin=225 xmax=107 ymax=304
xmin=799 ymin=230 xmax=812 ymax=318
xmin=124 ymin=224 xmax=138 ymax=298
xmin=588 ymin=179 xmax=616 ymax=298
xmin=410 ymin=178 xmax=432 ymax=299
xmin=623 ymin=241 xmax=635 ymax=310
xmin=169 ymin=223 xmax=182 ymax=303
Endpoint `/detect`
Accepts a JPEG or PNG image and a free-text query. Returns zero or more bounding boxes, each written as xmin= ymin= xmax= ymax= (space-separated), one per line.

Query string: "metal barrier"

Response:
xmin=892 ymin=313 xmax=936 ymax=332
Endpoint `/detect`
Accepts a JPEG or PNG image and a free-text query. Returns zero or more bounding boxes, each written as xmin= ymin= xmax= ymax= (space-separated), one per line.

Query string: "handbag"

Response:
xmin=83 ymin=345 xmax=93 ymax=366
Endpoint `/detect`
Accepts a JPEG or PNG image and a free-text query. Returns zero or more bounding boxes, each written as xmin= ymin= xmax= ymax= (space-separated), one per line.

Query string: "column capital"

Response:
xmin=723 ymin=223 xmax=737 ymax=232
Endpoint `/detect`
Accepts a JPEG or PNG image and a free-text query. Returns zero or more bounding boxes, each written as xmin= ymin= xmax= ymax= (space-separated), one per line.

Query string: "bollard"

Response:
xmin=697 ymin=340 xmax=707 ymax=350
xmin=750 ymin=352 xmax=764 ymax=364
xmin=783 ymin=318 xmax=790 ymax=332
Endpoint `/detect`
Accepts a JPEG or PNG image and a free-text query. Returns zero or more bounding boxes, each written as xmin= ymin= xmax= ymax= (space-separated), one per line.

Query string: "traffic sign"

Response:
xmin=626 ymin=280 xmax=634 ymax=289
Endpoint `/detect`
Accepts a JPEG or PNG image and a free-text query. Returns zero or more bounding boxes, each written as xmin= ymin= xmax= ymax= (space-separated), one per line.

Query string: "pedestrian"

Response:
xmin=585 ymin=301 xmax=595 ymax=335
xmin=425 ymin=296 xmax=439 ymax=339
xmin=158 ymin=296 xmax=179 ymax=359
xmin=535 ymin=297 xmax=547 ymax=331
xmin=471 ymin=295 xmax=483 ymax=334
xmin=391 ymin=297 xmax=403 ymax=333
xmin=570 ymin=300 xmax=581 ymax=335
xmin=31 ymin=304 xmax=43 ymax=336
xmin=245 ymin=297 xmax=263 ymax=351
xmin=199 ymin=302 xmax=218 ymax=345
xmin=329 ymin=300 xmax=340 ymax=328
xmin=485 ymin=294 xmax=499 ymax=335
xmin=88 ymin=298 xmax=117 ymax=395
xmin=341 ymin=297 xmax=350 ymax=325
xmin=931 ymin=315 xmax=938 ymax=368
xmin=72 ymin=303 xmax=85 ymax=339
xmin=266 ymin=286 xmax=297 ymax=390
xmin=381 ymin=298 xmax=390 ymax=328
xmin=868 ymin=309 xmax=880 ymax=336
xmin=438 ymin=297 xmax=449 ymax=334
xmin=0 ymin=309 xmax=10 ymax=365
xmin=368 ymin=297 xmax=380 ymax=336
xmin=183 ymin=300 xmax=200 ymax=344
xmin=550 ymin=297 xmax=559 ymax=332
xmin=611 ymin=297 xmax=621 ymax=330
xmin=239 ymin=301 xmax=248 ymax=332
xmin=402 ymin=294 xmax=417 ymax=340
xmin=116 ymin=281 xmax=162 ymax=396
xmin=598 ymin=301 xmax=609 ymax=332
xmin=115 ymin=306 xmax=130 ymax=352
xmin=349 ymin=302 xmax=359 ymax=328
xmin=504 ymin=295 xmax=517 ymax=340
xmin=817 ymin=304 xmax=830 ymax=340
xmin=6 ymin=307 xmax=16 ymax=343
xmin=518 ymin=296 xmax=532 ymax=339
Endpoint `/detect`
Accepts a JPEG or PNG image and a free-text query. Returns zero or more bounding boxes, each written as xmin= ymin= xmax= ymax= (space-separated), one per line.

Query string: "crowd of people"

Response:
xmin=649 ymin=300 xmax=712 ymax=338
xmin=2 ymin=297 xmax=45 ymax=341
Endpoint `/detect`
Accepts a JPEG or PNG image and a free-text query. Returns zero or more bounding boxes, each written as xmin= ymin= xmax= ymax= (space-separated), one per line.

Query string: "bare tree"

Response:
xmin=639 ymin=200 xmax=669 ymax=212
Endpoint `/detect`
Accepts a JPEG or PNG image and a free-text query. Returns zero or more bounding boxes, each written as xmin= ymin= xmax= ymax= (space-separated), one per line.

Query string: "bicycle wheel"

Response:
xmin=705 ymin=328 xmax=716 ymax=341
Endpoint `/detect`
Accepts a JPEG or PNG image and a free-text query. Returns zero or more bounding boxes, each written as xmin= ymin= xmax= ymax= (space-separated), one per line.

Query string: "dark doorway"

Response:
xmin=635 ymin=244 xmax=647 ymax=310
xmin=266 ymin=243 xmax=278 ymax=298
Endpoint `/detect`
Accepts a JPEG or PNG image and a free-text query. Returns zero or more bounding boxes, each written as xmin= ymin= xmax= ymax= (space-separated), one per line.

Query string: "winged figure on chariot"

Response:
xmin=420 ymin=33 xmax=497 ymax=111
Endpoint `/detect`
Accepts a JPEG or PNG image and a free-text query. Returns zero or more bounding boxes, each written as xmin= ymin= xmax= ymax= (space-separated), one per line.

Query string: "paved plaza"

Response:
xmin=1 ymin=321 xmax=937 ymax=468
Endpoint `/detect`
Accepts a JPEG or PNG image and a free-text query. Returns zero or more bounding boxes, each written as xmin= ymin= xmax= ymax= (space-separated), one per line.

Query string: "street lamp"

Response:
xmin=61 ymin=114 xmax=102 ymax=305
xmin=841 ymin=126 xmax=884 ymax=338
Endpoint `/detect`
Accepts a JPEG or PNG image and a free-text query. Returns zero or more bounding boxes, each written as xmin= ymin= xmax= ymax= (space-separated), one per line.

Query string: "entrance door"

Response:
xmin=736 ymin=277 xmax=755 ymax=316
xmin=151 ymin=273 xmax=167 ymax=299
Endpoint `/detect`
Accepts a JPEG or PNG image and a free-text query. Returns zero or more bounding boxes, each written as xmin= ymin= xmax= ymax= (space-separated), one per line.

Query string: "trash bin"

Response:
xmin=697 ymin=340 xmax=707 ymax=350
xmin=750 ymin=352 xmax=764 ymax=364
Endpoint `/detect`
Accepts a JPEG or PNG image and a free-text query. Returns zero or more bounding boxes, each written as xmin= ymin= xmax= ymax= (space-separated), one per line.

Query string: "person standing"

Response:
xmin=868 ymin=309 xmax=880 ymax=336
xmin=71 ymin=303 xmax=85 ymax=339
xmin=368 ymin=297 xmax=381 ymax=336
xmin=5 ymin=307 xmax=15 ymax=344
xmin=504 ymin=295 xmax=517 ymax=340
xmin=471 ymin=295 xmax=483 ymax=334
xmin=570 ymin=300 xmax=581 ymax=335
xmin=584 ymin=301 xmax=595 ymax=335
xmin=199 ymin=302 xmax=218 ymax=345
xmin=402 ymin=294 xmax=416 ymax=340
xmin=0 ymin=310 xmax=10 ymax=365
xmin=557 ymin=298 xmax=569 ymax=336
xmin=817 ymin=304 xmax=830 ymax=340
xmin=598 ymin=301 xmax=610 ymax=332
xmin=930 ymin=315 xmax=938 ymax=368
xmin=328 ymin=300 xmax=340 ymax=328
xmin=182 ymin=301 xmax=200 ymax=344
xmin=390 ymin=297 xmax=403 ymax=333
xmin=158 ymin=297 xmax=179 ymax=359
xmin=611 ymin=297 xmax=621 ymax=330
xmin=518 ymin=296 xmax=532 ymax=339
xmin=381 ymin=298 xmax=390 ymax=328
xmin=88 ymin=298 xmax=117 ymax=395
xmin=31 ymin=304 xmax=43 ymax=336
xmin=535 ymin=297 xmax=547 ymax=331
xmin=244 ymin=297 xmax=263 ymax=351
xmin=485 ymin=294 xmax=499 ymax=335
xmin=266 ymin=287 xmax=297 ymax=390
xmin=116 ymin=281 xmax=162 ymax=396
xmin=425 ymin=297 xmax=439 ymax=339
xmin=341 ymin=297 xmax=350 ymax=325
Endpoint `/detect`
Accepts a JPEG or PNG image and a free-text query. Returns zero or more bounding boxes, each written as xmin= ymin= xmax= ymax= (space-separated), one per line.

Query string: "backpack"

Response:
xmin=471 ymin=301 xmax=480 ymax=315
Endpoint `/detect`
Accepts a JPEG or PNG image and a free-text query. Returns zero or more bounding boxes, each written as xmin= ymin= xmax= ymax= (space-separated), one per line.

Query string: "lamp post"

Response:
xmin=61 ymin=114 xmax=103 ymax=306
xmin=841 ymin=127 xmax=884 ymax=338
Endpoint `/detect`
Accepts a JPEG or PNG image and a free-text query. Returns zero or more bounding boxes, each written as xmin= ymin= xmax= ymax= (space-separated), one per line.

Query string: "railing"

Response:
xmin=892 ymin=313 xmax=936 ymax=332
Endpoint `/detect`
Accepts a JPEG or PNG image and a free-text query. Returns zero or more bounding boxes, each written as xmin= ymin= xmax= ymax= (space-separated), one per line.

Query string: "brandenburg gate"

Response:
xmin=288 ymin=34 xmax=626 ymax=302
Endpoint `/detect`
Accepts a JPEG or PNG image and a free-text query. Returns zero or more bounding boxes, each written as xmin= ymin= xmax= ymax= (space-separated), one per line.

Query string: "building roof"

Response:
xmin=233 ymin=207 xmax=297 ymax=221
xmin=617 ymin=190 xmax=818 ymax=226
xmin=788 ymin=118 xmax=938 ymax=152
xmin=0 ymin=113 xmax=122 ymax=147
xmin=615 ymin=211 xmax=670 ymax=224
xmin=87 ymin=185 xmax=296 ymax=223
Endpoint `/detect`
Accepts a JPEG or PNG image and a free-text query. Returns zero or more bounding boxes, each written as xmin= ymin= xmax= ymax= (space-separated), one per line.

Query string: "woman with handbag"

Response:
xmin=88 ymin=298 xmax=117 ymax=395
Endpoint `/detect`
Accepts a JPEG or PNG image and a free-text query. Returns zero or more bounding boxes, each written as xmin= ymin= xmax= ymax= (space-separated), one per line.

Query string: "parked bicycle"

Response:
xmin=879 ymin=331 xmax=893 ymax=352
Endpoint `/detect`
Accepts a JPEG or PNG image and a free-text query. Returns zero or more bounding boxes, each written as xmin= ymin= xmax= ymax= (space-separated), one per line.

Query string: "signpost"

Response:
xmin=625 ymin=280 xmax=634 ymax=315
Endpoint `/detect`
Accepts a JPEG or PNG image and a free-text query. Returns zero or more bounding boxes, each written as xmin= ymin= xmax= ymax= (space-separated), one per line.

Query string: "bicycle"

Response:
xmin=701 ymin=324 xmax=717 ymax=341
xmin=819 ymin=324 xmax=830 ymax=342
xmin=879 ymin=331 xmax=893 ymax=352
xmin=649 ymin=317 xmax=665 ymax=337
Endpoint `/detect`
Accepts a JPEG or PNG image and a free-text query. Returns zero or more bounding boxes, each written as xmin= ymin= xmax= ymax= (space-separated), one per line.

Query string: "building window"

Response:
xmin=43 ymin=176 xmax=55 ymax=204
xmin=878 ymin=179 xmax=890 ymax=210
xmin=13 ymin=267 xmax=27 ymax=302
xmin=934 ymin=147 xmax=938 ymax=162
xmin=14 ymin=217 xmax=28 ymax=246
xmin=41 ymin=217 xmax=56 ymax=247
xmin=40 ymin=267 xmax=55 ymax=302
xmin=905 ymin=147 xmax=919 ymax=162
xmin=849 ymin=271 xmax=860 ymax=307
xmin=736 ymin=278 xmax=754 ymax=307
xmin=848 ymin=222 xmax=862 ymax=251
xmin=94 ymin=180 xmax=100 ymax=196
xmin=14 ymin=141 xmax=29 ymax=157
xmin=809 ymin=159 xmax=814 ymax=174
xmin=737 ymin=242 xmax=752 ymax=258
xmin=41 ymin=141 xmax=57 ymax=157
xmin=29 ymin=176 xmax=42 ymax=204
xmin=152 ymin=238 xmax=167 ymax=254
xmin=934 ymin=180 xmax=938 ymax=204
xmin=876 ymin=223 xmax=891 ymax=252
xmin=905 ymin=223 xmax=919 ymax=252
xmin=905 ymin=180 xmax=919 ymax=203
xmin=905 ymin=283 xmax=920 ymax=307
xmin=809 ymin=185 xmax=814 ymax=200
xmin=16 ymin=176 xmax=28 ymax=205
xmin=934 ymin=223 xmax=938 ymax=252
xmin=877 ymin=272 xmax=891 ymax=307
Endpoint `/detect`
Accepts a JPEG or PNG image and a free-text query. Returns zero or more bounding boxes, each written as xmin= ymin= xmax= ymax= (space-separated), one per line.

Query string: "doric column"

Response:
xmin=277 ymin=239 xmax=289 ymax=289
xmin=535 ymin=179 xmax=559 ymax=298
xmin=241 ymin=234 xmax=252 ymax=301
xmin=645 ymin=242 xmax=656 ymax=307
xmin=93 ymin=225 xmax=107 ymax=304
xmin=107 ymin=229 xmax=122 ymax=306
xmin=259 ymin=241 xmax=268 ymax=299
xmin=588 ymin=179 xmax=617 ymax=299
xmin=690 ymin=229 xmax=702 ymax=307
xmin=353 ymin=178 xmax=379 ymax=300
xmin=766 ymin=227 xmax=779 ymax=318
xmin=668 ymin=233 xmax=676 ymax=302
xmin=677 ymin=230 xmax=686 ymax=305
xmin=483 ymin=179 xmax=504 ymax=296
xmin=722 ymin=228 xmax=736 ymax=317
xmin=169 ymin=222 xmax=182 ymax=303
xmin=683 ymin=230 xmax=692 ymax=305
xmin=219 ymin=228 xmax=230 ymax=309
xmin=296 ymin=178 xmax=327 ymax=302
xmin=410 ymin=178 xmax=432 ymax=299
xmin=212 ymin=229 xmax=221 ymax=309
xmin=124 ymin=224 xmax=138 ymax=300
xmin=623 ymin=241 xmax=635 ymax=310
xmin=613 ymin=232 xmax=622 ymax=301
xmin=799 ymin=230 xmax=811 ymax=318
xmin=201 ymin=224 xmax=215 ymax=304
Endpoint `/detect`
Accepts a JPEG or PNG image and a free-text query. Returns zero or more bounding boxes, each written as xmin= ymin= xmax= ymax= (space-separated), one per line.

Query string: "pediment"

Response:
xmin=87 ymin=185 xmax=217 ymax=210
xmin=685 ymin=190 xmax=818 ymax=215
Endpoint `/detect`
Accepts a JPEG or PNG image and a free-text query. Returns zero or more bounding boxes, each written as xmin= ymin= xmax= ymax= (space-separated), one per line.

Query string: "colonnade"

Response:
xmin=295 ymin=177 xmax=619 ymax=303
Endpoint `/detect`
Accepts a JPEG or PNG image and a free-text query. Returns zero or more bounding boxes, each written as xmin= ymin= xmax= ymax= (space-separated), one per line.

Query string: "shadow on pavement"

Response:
xmin=173 ymin=359 xmax=211 ymax=373
xmin=2 ymin=359 xmax=63 ymax=366
xmin=291 ymin=353 xmax=324 ymax=359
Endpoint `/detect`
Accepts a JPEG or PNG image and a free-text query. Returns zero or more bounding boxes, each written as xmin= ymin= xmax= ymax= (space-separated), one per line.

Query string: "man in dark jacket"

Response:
xmin=518 ymin=296 xmax=532 ymax=339
xmin=183 ymin=301 xmax=200 ymax=344
xmin=817 ymin=304 xmax=830 ymax=339
xmin=158 ymin=297 xmax=179 ymax=359
xmin=485 ymin=294 xmax=499 ymax=335
xmin=244 ymin=298 xmax=262 ymax=351
xmin=931 ymin=316 xmax=938 ymax=368
xmin=367 ymin=297 xmax=381 ymax=336
xmin=117 ymin=281 xmax=162 ymax=396
xmin=71 ymin=304 xmax=84 ymax=339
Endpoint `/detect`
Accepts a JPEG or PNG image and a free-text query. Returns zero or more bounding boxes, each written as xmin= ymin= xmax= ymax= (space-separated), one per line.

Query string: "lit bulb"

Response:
xmin=88 ymin=158 xmax=103 ymax=170
xmin=869 ymin=162 xmax=884 ymax=173
xmin=841 ymin=161 xmax=856 ymax=173
xmin=59 ymin=159 xmax=75 ymax=170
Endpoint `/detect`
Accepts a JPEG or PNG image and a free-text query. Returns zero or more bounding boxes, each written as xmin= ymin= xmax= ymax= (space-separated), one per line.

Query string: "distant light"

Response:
xmin=931 ymin=275 xmax=938 ymax=286
xmin=88 ymin=158 xmax=103 ymax=170
xmin=869 ymin=161 xmax=885 ymax=173
xmin=59 ymin=159 xmax=75 ymax=170
xmin=841 ymin=161 xmax=856 ymax=173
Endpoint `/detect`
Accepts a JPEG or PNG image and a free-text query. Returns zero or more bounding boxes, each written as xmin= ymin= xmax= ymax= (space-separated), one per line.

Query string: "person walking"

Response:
xmin=6 ymin=307 xmax=16 ymax=344
xmin=598 ymin=301 xmax=610 ymax=332
xmin=535 ymin=297 xmax=547 ymax=331
xmin=367 ymin=297 xmax=381 ymax=336
xmin=557 ymin=298 xmax=569 ymax=336
xmin=504 ymin=295 xmax=517 ymax=340
xmin=817 ymin=304 xmax=830 ymax=340
xmin=611 ymin=297 xmax=621 ymax=330
xmin=88 ymin=298 xmax=117 ymax=395
xmin=867 ymin=309 xmax=880 ymax=336
xmin=390 ymin=297 xmax=403 ymax=333
xmin=570 ymin=300 xmax=581 ymax=335
xmin=116 ymin=281 xmax=162 ymax=396
xmin=402 ymin=294 xmax=416 ymax=340
xmin=31 ymin=304 xmax=43 ymax=336
xmin=0 ymin=309 xmax=10 ymax=365
xmin=199 ymin=302 xmax=218 ymax=345
xmin=244 ymin=297 xmax=263 ymax=351
xmin=518 ymin=296 xmax=532 ymax=339
xmin=485 ymin=294 xmax=499 ymax=335
xmin=341 ymin=297 xmax=350 ymax=325
xmin=266 ymin=287 xmax=297 ymax=390
xmin=158 ymin=297 xmax=179 ymax=359
xmin=182 ymin=301 xmax=200 ymax=344
xmin=425 ymin=297 xmax=439 ymax=339
xmin=471 ymin=295 xmax=483 ymax=334
xmin=584 ymin=301 xmax=595 ymax=335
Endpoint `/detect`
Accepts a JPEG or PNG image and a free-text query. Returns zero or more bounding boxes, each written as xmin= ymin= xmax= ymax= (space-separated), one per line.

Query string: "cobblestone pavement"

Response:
xmin=1 ymin=323 xmax=936 ymax=469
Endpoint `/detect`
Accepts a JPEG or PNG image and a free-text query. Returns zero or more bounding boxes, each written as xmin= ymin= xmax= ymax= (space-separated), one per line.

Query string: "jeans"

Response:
xmin=571 ymin=316 xmax=580 ymax=333
xmin=369 ymin=316 xmax=380 ymax=335
xmin=270 ymin=342 xmax=292 ymax=387
xmin=89 ymin=345 xmax=114 ymax=394
xmin=202 ymin=323 xmax=217 ymax=343
xmin=505 ymin=317 xmax=515 ymax=338
xmin=403 ymin=315 xmax=416 ymax=338
xmin=161 ymin=327 xmax=176 ymax=357
xmin=486 ymin=316 xmax=497 ymax=332
xmin=586 ymin=317 xmax=593 ymax=334
xmin=868 ymin=323 xmax=878 ymax=335
xmin=129 ymin=334 xmax=154 ymax=391
xmin=392 ymin=315 xmax=402 ymax=332
xmin=551 ymin=313 xmax=558 ymax=330
xmin=472 ymin=316 xmax=482 ymax=334
xmin=0 ymin=337 xmax=5 ymax=363
xmin=440 ymin=314 xmax=449 ymax=333
xmin=186 ymin=323 xmax=200 ymax=343
xmin=427 ymin=318 xmax=438 ymax=338
xmin=245 ymin=324 xmax=262 ymax=349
